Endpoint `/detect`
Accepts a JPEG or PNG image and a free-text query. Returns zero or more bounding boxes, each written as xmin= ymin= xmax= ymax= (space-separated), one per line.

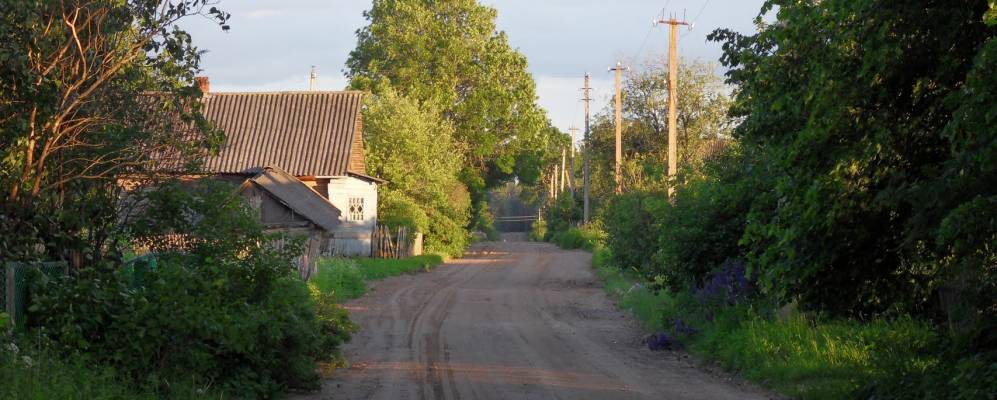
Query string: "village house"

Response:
xmin=194 ymin=77 xmax=383 ymax=268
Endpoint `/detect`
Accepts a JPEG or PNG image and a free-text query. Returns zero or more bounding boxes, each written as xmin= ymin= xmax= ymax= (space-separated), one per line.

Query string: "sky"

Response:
xmin=181 ymin=0 xmax=768 ymax=137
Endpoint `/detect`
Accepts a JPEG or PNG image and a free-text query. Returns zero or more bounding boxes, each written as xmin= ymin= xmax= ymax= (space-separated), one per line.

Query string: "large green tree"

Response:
xmin=362 ymin=88 xmax=471 ymax=256
xmin=346 ymin=0 xmax=550 ymax=194
xmin=710 ymin=0 xmax=995 ymax=317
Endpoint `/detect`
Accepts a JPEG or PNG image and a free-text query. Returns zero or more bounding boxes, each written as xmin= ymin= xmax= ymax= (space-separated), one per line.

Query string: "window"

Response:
xmin=348 ymin=198 xmax=364 ymax=221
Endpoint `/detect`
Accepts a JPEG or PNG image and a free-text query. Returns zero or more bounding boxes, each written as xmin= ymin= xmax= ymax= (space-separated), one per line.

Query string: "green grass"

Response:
xmin=589 ymin=246 xmax=944 ymax=400
xmin=313 ymin=255 xmax=444 ymax=302
xmin=549 ymin=225 xmax=606 ymax=251
xmin=0 ymin=342 xmax=222 ymax=400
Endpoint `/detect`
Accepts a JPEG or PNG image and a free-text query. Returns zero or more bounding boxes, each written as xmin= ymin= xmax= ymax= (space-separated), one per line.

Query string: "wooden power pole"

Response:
xmin=609 ymin=62 xmax=627 ymax=194
xmin=581 ymin=74 xmax=592 ymax=223
xmin=568 ymin=125 xmax=578 ymax=192
xmin=560 ymin=147 xmax=567 ymax=193
xmin=656 ymin=14 xmax=689 ymax=198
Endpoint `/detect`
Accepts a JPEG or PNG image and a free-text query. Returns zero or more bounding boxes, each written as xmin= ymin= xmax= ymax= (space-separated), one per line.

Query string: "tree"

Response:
xmin=0 ymin=0 xmax=228 ymax=262
xmin=709 ymin=0 xmax=995 ymax=316
xmin=346 ymin=0 xmax=550 ymax=194
xmin=361 ymin=87 xmax=470 ymax=256
xmin=584 ymin=59 xmax=733 ymax=204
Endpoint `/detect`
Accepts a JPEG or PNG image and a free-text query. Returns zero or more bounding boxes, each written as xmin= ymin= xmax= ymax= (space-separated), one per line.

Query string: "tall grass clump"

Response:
xmin=313 ymin=258 xmax=367 ymax=301
xmin=314 ymin=255 xmax=445 ymax=302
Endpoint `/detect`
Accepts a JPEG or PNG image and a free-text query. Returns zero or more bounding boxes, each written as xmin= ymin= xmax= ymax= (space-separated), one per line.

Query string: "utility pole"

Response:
xmin=560 ymin=147 xmax=567 ymax=193
xmin=609 ymin=62 xmax=627 ymax=194
xmin=656 ymin=14 xmax=689 ymax=198
xmin=581 ymin=74 xmax=592 ymax=223
xmin=554 ymin=164 xmax=560 ymax=199
xmin=568 ymin=125 xmax=578 ymax=192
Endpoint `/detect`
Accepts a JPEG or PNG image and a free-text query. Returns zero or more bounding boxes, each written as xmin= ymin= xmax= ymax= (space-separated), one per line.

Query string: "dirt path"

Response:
xmin=296 ymin=237 xmax=775 ymax=400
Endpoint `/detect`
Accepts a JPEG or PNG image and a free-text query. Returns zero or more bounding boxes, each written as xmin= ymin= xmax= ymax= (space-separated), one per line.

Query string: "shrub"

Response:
xmin=27 ymin=180 xmax=337 ymax=398
xmin=653 ymin=149 xmax=758 ymax=289
xmin=551 ymin=225 xmax=605 ymax=251
xmin=600 ymin=191 xmax=666 ymax=277
xmin=0 ymin=340 xmax=222 ymax=399
xmin=529 ymin=218 xmax=547 ymax=242
xmin=542 ymin=192 xmax=581 ymax=239
xmin=378 ymin=190 xmax=430 ymax=233
xmin=313 ymin=258 xmax=367 ymax=301
xmin=472 ymin=200 xmax=500 ymax=241
xmin=308 ymin=283 xmax=357 ymax=363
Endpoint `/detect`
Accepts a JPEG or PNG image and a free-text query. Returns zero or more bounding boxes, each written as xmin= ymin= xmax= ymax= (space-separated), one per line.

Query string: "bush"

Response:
xmin=653 ymin=150 xmax=758 ymax=290
xmin=378 ymin=190 xmax=430 ymax=233
xmin=600 ymin=191 xmax=666 ymax=277
xmin=542 ymin=192 xmax=581 ymax=239
xmin=529 ymin=218 xmax=547 ymax=242
xmin=551 ymin=225 xmax=605 ymax=251
xmin=27 ymin=180 xmax=337 ymax=398
xmin=472 ymin=200 xmax=500 ymax=241
xmin=308 ymin=283 xmax=357 ymax=364
xmin=313 ymin=258 xmax=367 ymax=301
xmin=0 ymin=340 xmax=222 ymax=399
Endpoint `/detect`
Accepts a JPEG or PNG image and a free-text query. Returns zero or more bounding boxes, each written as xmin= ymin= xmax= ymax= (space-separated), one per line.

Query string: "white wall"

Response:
xmin=325 ymin=176 xmax=377 ymax=256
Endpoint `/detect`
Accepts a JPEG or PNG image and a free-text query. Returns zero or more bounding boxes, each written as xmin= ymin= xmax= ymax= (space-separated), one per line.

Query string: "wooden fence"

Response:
xmin=371 ymin=225 xmax=423 ymax=259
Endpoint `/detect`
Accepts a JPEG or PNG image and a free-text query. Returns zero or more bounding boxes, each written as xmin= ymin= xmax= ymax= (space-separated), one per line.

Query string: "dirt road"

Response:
xmin=300 ymin=237 xmax=773 ymax=400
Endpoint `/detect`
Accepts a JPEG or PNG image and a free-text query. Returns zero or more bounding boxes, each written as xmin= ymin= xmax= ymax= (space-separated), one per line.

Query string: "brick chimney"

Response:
xmin=195 ymin=76 xmax=210 ymax=94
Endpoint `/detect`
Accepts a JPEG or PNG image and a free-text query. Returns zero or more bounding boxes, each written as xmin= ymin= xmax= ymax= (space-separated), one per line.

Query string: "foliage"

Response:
xmin=651 ymin=147 xmax=766 ymax=290
xmin=0 ymin=312 xmax=7 ymax=332
xmin=582 ymin=59 xmax=733 ymax=202
xmin=308 ymin=283 xmax=357 ymax=363
xmin=313 ymin=258 xmax=367 ymax=301
xmin=0 ymin=340 xmax=224 ymax=399
xmin=709 ymin=0 xmax=996 ymax=317
xmin=27 ymin=180 xmax=332 ymax=398
xmin=550 ymin=225 xmax=605 ymax=252
xmin=593 ymin=248 xmax=978 ymax=400
xmin=362 ymin=88 xmax=471 ymax=257
xmin=542 ymin=192 xmax=581 ymax=239
xmin=0 ymin=0 xmax=227 ymax=263
xmin=354 ymin=255 xmax=445 ymax=280
xmin=528 ymin=218 xmax=547 ymax=242
xmin=347 ymin=0 xmax=550 ymax=189
xmin=378 ymin=190 xmax=431 ymax=234
xmin=600 ymin=191 xmax=666 ymax=278
xmin=472 ymin=200 xmax=500 ymax=241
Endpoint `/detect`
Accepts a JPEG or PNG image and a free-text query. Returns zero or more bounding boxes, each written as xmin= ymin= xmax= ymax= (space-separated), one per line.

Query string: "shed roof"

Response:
xmin=201 ymin=91 xmax=366 ymax=177
xmin=247 ymin=166 xmax=341 ymax=232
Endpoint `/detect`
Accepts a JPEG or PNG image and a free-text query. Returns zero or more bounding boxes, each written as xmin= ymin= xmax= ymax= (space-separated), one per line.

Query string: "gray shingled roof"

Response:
xmin=201 ymin=91 xmax=365 ymax=177
xmin=248 ymin=166 xmax=341 ymax=231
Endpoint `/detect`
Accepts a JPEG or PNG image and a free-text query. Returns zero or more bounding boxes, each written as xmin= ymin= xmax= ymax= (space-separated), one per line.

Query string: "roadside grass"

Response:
xmin=549 ymin=225 xmax=605 ymax=252
xmin=313 ymin=255 xmax=444 ymax=302
xmin=0 ymin=343 xmax=221 ymax=400
xmin=589 ymin=246 xmax=942 ymax=400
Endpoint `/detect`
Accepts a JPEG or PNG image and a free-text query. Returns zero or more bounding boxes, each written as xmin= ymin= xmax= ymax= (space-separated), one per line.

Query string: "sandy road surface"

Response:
xmin=297 ymin=237 xmax=774 ymax=400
